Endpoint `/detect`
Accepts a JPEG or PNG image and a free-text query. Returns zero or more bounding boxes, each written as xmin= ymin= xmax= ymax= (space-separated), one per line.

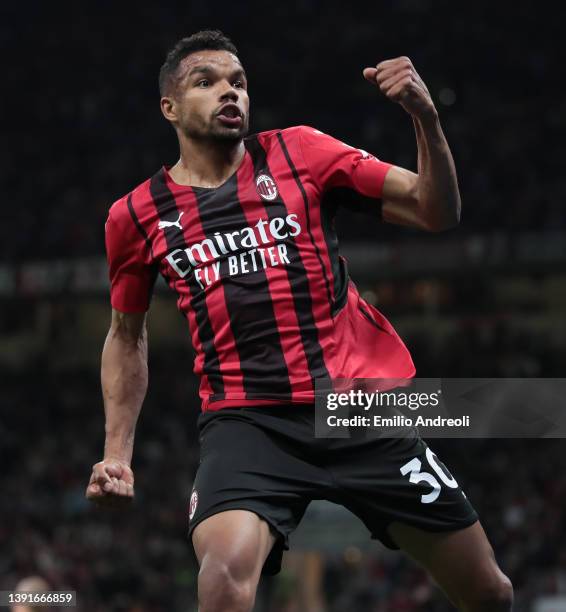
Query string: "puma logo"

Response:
xmin=158 ymin=211 xmax=184 ymax=231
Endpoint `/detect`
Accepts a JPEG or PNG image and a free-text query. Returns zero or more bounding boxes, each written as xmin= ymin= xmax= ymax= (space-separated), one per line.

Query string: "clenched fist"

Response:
xmin=363 ymin=57 xmax=436 ymax=119
xmin=86 ymin=458 xmax=134 ymax=507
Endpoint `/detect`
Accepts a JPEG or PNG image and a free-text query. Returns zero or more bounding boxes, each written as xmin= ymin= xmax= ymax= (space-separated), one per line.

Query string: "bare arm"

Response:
xmin=363 ymin=57 xmax=461 ymax=232
xmin=102 ymin=308 xmax=148 ymax=464
xmin=86 ymin=308 xmax=148 ymax=504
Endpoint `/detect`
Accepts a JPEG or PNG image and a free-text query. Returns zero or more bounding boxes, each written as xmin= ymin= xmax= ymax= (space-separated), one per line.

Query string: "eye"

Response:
xmin=233 ymin=80 xmax=244 ymax=89
xmin=197 ymin=79 xmax=210 ymax=88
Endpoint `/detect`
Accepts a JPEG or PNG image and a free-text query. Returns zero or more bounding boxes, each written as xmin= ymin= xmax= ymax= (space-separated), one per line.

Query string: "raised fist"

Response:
xmin=363 ymin=57 xmax=436 ymax=119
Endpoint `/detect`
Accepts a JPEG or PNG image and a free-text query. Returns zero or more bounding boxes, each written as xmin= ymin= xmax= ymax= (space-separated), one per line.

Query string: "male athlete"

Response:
xmin=86 ymin=30 xmax=513 ymax=611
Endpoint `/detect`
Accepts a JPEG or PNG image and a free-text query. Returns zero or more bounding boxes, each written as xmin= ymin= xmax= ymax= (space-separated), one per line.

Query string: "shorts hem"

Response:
xmin=187 ymin=502 xmax=290 ymax=575
xmin=372 ymin=512 xmax=480 ymax=550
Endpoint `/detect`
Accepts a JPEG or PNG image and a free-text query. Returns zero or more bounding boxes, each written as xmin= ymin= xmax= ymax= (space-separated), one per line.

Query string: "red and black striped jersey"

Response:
xmin=106 ymin=126 xmax=415 ymax=411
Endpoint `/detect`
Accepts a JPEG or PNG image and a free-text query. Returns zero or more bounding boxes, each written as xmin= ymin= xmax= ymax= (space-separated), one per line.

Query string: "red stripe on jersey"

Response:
xmin=259 ymin=131 xmax=336 ymax=377
xmin=277 ymin=131 xmax=335 ymax=314
xmin=278 ymin=133 xmax=337 ymax=305
xmin=236 ymin=153 xmax=313 ymax=399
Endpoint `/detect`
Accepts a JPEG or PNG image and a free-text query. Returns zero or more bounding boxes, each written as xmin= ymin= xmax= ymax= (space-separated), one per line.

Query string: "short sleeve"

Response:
xmin=298 ymin=126 xmax=393 ymax=202
xmin=105 ymin=205 xmax=156 ymax=313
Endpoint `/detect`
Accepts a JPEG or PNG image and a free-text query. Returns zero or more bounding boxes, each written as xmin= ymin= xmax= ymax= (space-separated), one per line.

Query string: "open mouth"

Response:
xmin=216 ymin=104 xmax=243 ymax=127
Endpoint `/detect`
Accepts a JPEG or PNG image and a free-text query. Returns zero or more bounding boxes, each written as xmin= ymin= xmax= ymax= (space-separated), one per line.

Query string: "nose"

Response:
xmin=219 ymin=80 xmax=239 ymax=102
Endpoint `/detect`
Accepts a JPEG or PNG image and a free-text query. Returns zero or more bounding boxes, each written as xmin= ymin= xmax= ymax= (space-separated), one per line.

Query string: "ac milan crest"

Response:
xmin=189 ymin=489 xmax=198 ymax=520
xmin=256 ymin=173 xmax=278 ymax=201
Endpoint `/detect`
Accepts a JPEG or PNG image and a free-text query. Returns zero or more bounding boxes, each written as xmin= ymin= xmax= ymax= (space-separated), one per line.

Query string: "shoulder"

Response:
xmin=248 ymin=125 xmax=325 ymax=150
xmin=246 ymin=126 xmax=334 ymax=165
xmin=107 ymin=175 xmax=156 ymax=226
xmin=108 ymin=194 xmax=129 ymax=225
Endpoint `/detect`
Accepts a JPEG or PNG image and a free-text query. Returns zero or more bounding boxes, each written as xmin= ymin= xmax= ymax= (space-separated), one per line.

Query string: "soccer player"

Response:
xmin=86 ymin=30 xmax=513 ymax=611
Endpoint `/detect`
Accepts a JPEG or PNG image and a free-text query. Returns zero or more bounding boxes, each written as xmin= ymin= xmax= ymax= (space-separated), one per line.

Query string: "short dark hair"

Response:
xmin=159 ymin=30 xmax=239 ymax=96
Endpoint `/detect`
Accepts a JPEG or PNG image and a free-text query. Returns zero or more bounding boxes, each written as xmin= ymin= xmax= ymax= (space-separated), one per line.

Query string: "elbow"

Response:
xmin=421 ymin=198 xmax=461 ymax=232
xmin=425 ymin=214 xmax=460 ymax=232
xmin=109 ymin=310 xmax=148 ymax=347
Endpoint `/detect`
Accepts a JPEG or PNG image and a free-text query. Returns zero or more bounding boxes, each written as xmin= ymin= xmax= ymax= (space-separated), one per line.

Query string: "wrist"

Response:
xmin=103 ymin=451 xmax=132 ymax=466
xmin=104 ymin=433 xmax=134 ymax=465
xmin=413 ymin=105 xmax=439 ymax=128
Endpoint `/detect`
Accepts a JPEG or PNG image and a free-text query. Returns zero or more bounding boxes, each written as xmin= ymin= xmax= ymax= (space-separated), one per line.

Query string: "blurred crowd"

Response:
xmin=0 ymin=356 xmax=200 ymax=612
xmin=2 ymin=0 xmax=565 ymax=261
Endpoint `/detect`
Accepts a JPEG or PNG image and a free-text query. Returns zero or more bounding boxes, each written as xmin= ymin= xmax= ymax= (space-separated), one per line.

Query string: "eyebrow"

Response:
xmin=187 ymin=65 xmax=247 ymax=80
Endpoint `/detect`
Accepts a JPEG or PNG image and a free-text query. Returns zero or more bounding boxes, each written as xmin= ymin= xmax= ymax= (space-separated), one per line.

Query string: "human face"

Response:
xmin=164 ymin=49 xmax=249 ymax=142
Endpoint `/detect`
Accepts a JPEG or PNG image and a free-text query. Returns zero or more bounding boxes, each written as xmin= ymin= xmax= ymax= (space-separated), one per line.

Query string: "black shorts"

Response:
xmin=188 ymin=404 xmax=478 ymax=575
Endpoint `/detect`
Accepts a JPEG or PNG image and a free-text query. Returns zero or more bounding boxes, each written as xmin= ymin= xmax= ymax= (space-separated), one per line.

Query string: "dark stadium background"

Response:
xmin=2 ymin=1 xmax=565 ymax=610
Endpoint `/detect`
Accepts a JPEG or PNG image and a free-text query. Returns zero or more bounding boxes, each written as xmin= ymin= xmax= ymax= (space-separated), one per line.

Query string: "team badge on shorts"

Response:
xmin=189 ymin=489 xmax=198 ymax=520
xmin=256 ymin=174 xmax=278 ymax=201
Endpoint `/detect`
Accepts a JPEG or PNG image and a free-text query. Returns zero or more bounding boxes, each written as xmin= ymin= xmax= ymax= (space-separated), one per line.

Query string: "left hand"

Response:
xmin=363 ymin=57 xmax=436 ymax=120
xmin=85 ymin=458 xmax=135 ymax=508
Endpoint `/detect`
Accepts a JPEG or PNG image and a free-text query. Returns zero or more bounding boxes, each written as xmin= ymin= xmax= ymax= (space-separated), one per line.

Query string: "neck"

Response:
xmin=169 ymin=136 xmax=245 ymax=188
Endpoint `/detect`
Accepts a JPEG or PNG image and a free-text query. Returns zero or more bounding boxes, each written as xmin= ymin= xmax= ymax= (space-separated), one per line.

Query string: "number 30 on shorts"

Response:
xmin=400 ymin=448 xmax=459 ymax=504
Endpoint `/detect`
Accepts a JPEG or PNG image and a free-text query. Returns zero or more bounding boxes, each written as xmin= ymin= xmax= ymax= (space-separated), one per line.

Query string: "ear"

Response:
xmin=160 ymin=96 xmax=178 ymax=123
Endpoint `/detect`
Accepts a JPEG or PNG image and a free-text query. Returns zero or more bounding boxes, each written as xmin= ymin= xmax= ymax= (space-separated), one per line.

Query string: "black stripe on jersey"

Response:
xmin=127 ymin=192 xmax=181 ymax=321
xmin=320 ymin=186 xmax=384 ymax=315
xmin=319 ymin=189 xmax=349 ymax=315
xmin=126 ymin=193 xmax=159 ymax=306
xmin=150 ymin=170 xmax=225 ymax=398
xmin=127 ymin=194 xmax=154 ymax=257
xmin=192 ymin=176 xmax=292 ymax=400
xmin=358 ymin=301 xmax=390 ymax=335
xmin=245 ymin=134 xmax=330 ymax=383
xmin=276 ymin=132 xmax=334 ymax=312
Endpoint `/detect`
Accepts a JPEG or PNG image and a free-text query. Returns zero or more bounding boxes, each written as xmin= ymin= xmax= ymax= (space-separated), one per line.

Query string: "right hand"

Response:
xmin=85 ymin=458 xmax=134 ymax=507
